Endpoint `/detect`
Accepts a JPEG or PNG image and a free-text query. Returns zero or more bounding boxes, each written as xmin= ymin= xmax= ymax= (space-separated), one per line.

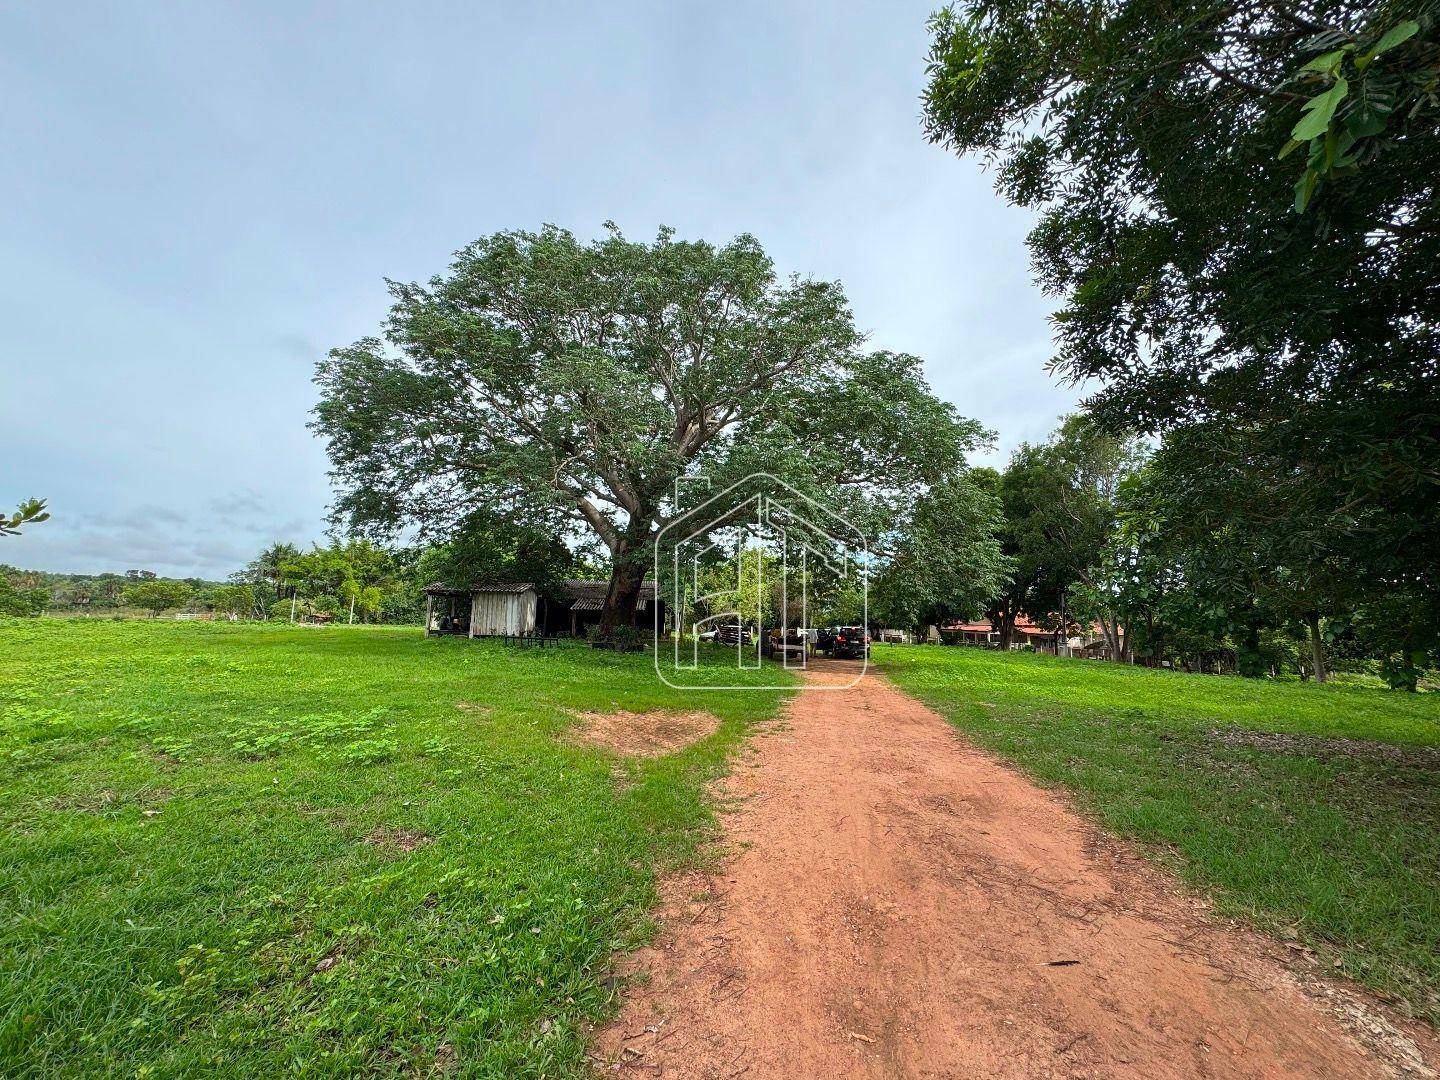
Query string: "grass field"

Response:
xmin=879 ymin=644 xmax=1440 ymax=1025
xmin=0 ymin=620 xmax=792 ymax=1077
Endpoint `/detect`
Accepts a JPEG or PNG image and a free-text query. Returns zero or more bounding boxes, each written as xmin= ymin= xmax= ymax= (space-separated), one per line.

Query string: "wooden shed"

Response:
xmin=424 ymin=582 xmax=538 ymax=637
xmin=423 ymin=579 xmax=661 ymax=639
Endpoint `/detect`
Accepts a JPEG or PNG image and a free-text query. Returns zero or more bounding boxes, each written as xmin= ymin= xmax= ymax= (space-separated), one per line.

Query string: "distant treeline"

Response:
xmin=0 ymin=567 xmax=223 ymax=618
xmin=0 ymin=528 xmax=587 ymax=626
xmin=0 ymin=545 xmax=423 ymax=624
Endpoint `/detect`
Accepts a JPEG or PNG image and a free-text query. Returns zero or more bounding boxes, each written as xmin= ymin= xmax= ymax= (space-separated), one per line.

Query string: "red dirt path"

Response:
xmin=593 ymin=663 xmax=1439 ymax=1079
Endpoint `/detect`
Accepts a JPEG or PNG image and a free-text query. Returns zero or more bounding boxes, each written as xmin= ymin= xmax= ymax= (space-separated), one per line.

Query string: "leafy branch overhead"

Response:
xmin=921 ymin=0 xmax=1440 ymax=668
xmin=1281 ymin=17 xmax=1427 ymax=211
xmin=1 ymin=499 xmax=49 ymax=537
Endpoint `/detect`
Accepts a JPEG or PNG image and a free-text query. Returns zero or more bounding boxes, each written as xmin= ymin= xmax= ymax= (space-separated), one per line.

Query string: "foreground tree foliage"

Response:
xmin=923 ymin=0 xmax=1440 ymax=679
xmin=0 ymin=499 xmax=49 ymax=538
xmin=315 ymin=224 xmax=986 ymax=636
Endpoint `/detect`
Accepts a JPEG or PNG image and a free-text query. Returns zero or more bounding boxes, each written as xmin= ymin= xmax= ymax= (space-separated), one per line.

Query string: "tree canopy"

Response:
xmin=922 ymin=0 xmax=1440 ymax=672
xmin=870 ymin=471 xmax=1011 ymax=631
xmin=314 ymin=224 xmax=988 ymax=634
xmin=122 ymin=579 xmax=192 ymax=618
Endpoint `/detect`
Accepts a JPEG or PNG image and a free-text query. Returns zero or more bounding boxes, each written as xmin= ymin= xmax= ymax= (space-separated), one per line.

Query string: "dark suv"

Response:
xmin=819 ymin=626 xmax=870 ymax=659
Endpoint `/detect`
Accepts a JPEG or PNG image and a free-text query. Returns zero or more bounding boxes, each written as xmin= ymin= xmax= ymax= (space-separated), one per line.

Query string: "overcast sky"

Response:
xmin=2 ymin=1 xmax=1080 ymax=579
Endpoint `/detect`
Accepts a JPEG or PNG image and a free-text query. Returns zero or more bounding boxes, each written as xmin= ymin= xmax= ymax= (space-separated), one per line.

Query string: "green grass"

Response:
xmin=878 ymin=644 xmax=1440 ymax=1025
xmin=0 ymin=620 xmax=792 ymax=1077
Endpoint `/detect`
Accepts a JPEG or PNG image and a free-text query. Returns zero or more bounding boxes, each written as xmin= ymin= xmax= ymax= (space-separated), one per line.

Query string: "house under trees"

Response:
xmin=423 ymin=579 xmax=662 ymax=639
xmin=941 ymin=616 xmax=1114 ymax=658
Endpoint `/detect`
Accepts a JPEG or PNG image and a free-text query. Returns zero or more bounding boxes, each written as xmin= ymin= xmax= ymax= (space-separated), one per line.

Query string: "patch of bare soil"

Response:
xmin=364 ymin=826 xmax=433 ymax=854
xmin=592 ymin=661 xmax=1440 ymax=1079
xmin=572 ymin=710 xmax=720 ymax=758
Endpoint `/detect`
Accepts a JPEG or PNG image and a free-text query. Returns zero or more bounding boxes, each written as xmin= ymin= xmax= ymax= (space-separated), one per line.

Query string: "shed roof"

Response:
xmin=559 ymin=578 xmax=657 ymax=601
xmin=569 ymin=595 xmax=651 ymax=612
xmin=423 ymin=581 xmax=535 ymax=596
xmin=423 ymin=579 xmax=658 ymax=605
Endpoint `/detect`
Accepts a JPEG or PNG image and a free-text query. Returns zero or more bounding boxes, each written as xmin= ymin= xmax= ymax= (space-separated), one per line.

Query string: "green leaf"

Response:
xmin=1346 ymin=104 xmax=1390 ymax=138
xmin=1322 ymin=128 xmax=1357 ymax=171
xmin=1346 ymin=78 xmax=1395 ymax=137
xmin=1291 ymin=77 xmax=1348 ymax=141
xmin=1294 ymin=169 xmax=1319 ymax=213
xmin=1302 ymin=46 xmax=1352 ymax=74
xmin=1277 ymin=138 xmax=1303 ymax=159
xmin=1357 ymin=19 xmax=1419 ymax=69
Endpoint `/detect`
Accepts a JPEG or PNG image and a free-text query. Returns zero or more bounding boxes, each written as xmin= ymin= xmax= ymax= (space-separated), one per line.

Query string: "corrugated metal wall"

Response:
xmin=468 ymin=590 xmax=537 ymax=636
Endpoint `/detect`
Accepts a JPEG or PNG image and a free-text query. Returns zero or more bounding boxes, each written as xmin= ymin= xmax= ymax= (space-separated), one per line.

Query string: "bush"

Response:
xmin=210 ymin=583 xmax=256 ymax=618
xmin=0 ymin=580 xmax=47 ymax=617
xmin=120 ymin=579 xmax=193 ymax=618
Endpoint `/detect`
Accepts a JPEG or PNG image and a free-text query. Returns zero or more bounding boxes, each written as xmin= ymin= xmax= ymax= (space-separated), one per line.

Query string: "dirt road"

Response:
xmin=594 ymin=663 xmax=1438 ymax=1079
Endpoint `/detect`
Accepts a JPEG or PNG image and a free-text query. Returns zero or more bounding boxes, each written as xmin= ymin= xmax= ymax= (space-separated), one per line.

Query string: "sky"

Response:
xmin=1 ymin=1 xmax=1080 ymax=580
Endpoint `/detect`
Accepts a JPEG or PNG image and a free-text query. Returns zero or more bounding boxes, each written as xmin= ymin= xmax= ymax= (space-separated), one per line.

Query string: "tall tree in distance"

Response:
xmin=243 ymin=543 xmax=302 ymax=603
xmin=973 ymin=456 xmax=1071 ymax=649
xmin=1039 ymin=418 xmax=1148 ymax=661
xmin=314 ymin=224 xmax=985 ymax=636
xmin=122 ymin=579 xmax=192 ymax=619
xmin=870 ymin=470 xmax=1011 ymax=634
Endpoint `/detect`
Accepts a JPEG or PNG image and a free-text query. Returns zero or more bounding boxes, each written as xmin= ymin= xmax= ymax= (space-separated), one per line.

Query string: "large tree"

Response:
xmin=315 ymin=225 xmax=984 ymax=635
xmin=870 ymin=470 xmax=1011 ymax=633
xmin=922 ymin=0 xmax=1440 ymax=660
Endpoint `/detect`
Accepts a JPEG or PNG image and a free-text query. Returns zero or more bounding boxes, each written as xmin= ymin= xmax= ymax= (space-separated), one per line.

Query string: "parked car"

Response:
xmin=712 ymin=622 xmax=753 ymax=646
xmin=762 ymin=627 xmax=807 ymax=661
xmin=822 ymin=625 xmax=870 ymax=659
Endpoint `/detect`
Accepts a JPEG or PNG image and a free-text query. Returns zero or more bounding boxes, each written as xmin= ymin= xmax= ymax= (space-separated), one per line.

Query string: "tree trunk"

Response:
xmin=1099 ymin=614 xmax=1123 ymax=662
xmin=597 ymin=548 xmax=647 ymax=643
xmin=997 ymin=609 xmax=1016 ymax=650
xmin=1307 ymin=612 xmax=1328 ymax=684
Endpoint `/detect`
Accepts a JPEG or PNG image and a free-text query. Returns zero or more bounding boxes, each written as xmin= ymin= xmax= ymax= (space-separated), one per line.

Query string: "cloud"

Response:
xmin=2 ymin=1 xmax=1080 ymax=580
xmin=207 ymin=488 xmax=270 ymax=524
xmin=10 ymin=497 xmax=324 ymax=580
